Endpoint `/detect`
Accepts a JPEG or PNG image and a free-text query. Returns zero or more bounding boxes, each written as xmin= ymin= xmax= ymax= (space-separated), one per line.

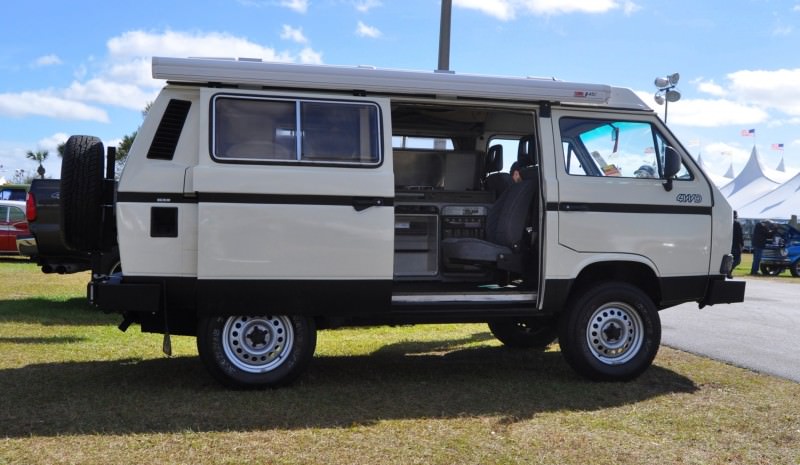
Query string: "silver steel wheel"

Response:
xmin=586 ymin=301 xmax=644 ymax=365
xmin=222 ymin=315 xmax=295 ymax=373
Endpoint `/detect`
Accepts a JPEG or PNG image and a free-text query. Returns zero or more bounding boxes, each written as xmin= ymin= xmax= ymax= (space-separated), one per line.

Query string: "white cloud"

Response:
xmin=281 ymin=25 xmax=309 ymax=44
xmin=453 ymin=0 xmax=631 ymax=20
xmin=0 ymin=91 xmax=109 ymax=122
xmin=3 ymin=29 xmax=324 ymax=124
xmin=454 ymin=0 xmax=515 ymax=20
xmin=32 ymin=54 xmax=62 ymax=67
xmin=634 ymin=90 xmax=768 ymax=128
xmin=696 ymin=79 xmax=726 ymax=97
xmin=64 ymin=78 xmax=160 ymax=111
xmin=668 ymin=98 xmax=769 ymax=128
xmin=280 ymin=0 xmax=309 ymax=13
xmin=299 ymin=47 xmax=323 ymax=64
xmin=354 ymin=0 xmax=381 ymax=12
xmin=622 ymin=1 xmax=640 ymax=15
xmin=37 ymin=133 xmax=69 ymax=153
xmin=727 ymin=68 xmax=800 ymax=116
xmin=107 ymin=30 xmax=295 ymax=62
xmin=356 ymin=21 xmax=382 ymax=38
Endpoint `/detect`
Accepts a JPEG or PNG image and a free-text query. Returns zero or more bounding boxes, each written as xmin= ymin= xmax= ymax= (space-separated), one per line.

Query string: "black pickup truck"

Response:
xmin=26 ymin=178 xmax=119 ymax=275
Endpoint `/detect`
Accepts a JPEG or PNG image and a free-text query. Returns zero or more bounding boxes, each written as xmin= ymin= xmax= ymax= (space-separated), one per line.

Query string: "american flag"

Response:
xmin=741 ymin=128 xmax=755 ymax=136
xmin=771 ymin=143 xmax=784 ymax=151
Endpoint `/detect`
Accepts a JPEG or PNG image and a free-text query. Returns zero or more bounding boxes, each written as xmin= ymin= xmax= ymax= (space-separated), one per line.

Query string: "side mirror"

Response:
xmin=662 ymin=146 xmax=681 ymax=192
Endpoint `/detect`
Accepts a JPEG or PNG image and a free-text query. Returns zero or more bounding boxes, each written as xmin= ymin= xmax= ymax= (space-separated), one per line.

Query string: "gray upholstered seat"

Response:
xmin=442 ymin=176 xmax=536 ymax=273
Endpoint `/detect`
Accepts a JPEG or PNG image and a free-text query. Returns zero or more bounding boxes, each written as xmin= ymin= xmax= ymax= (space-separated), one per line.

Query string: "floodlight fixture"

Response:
xmin=666 ymin=89 xmax=681 ymax=102
xmin=653 ymin=72 xmax=681 ymax=124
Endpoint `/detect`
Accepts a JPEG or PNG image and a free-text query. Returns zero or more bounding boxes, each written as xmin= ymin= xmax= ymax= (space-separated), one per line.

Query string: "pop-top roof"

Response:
xmin=152 ymin=56 xmax=649 ymax=110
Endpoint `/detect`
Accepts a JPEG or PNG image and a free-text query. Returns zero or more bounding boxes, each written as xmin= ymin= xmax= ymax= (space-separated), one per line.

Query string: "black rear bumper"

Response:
xmin=88 ymin=275 xmax=162 ymax=314
xmin=700 ymin=278 xmax=745 ymax=308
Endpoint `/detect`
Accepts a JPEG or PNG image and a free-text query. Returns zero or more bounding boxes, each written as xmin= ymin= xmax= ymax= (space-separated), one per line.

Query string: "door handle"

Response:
xmin=562 ymin=203 xmax=590 ymax=212
xmin=352 ymin=197 xmax=385 ymax=212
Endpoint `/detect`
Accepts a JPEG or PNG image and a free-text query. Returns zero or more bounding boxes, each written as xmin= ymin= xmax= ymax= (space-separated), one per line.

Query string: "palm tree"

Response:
xmin=26 ymin=150 xmax=49 ymax=179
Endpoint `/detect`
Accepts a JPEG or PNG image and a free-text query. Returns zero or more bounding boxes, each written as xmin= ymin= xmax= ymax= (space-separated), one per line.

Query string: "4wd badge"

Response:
xmin=676 ymin=193 xmax=703 ymax=203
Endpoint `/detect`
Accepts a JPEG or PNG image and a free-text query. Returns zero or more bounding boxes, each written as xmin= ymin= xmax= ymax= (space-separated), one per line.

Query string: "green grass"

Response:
xmin=1 ymin=256 xmax=799 ymax=465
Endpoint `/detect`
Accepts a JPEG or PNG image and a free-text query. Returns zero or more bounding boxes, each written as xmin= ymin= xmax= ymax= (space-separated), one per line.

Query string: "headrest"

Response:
xmin=485 ymin=144 xmax=503 ymax=173
xmin=517 ymin=135 xmax=535 ymax=166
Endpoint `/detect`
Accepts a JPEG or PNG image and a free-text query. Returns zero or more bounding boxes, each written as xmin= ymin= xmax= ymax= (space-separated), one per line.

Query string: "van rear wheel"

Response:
xmin=558 ymin=282 xmax=660 ymax=381
xmin=197 ymin=314 xmax=316 ymax=388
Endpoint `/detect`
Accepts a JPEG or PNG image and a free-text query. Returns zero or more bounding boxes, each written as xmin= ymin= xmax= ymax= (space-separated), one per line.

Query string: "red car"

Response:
xmin=0 ymin=200 xmax=30 ymax=254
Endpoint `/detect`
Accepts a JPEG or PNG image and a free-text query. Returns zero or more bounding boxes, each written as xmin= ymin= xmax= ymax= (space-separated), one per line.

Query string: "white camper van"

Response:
xmin=65 ymin=57 xmax=745 ymax=388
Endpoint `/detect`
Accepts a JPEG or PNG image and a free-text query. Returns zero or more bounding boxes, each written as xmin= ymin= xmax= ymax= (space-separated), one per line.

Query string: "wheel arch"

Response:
xmin=572 ymin=260 xmax=660 ymax=304
xmin=542 ymin=259 xmax=661 ymax=313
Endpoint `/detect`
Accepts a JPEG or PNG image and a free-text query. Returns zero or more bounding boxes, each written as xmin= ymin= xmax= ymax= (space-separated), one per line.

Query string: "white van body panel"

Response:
xmin=549 ymin=108 xmax=714 ymax=279
xmin=117 ymin=89 xmax=200 ymax=277
xmin=195 ymin=203 xmax=393 ymax=280
xmin=117 ymin=203 xmax=198 ymax=276
xmin=192 ymin=88 xmax=395 ymax=281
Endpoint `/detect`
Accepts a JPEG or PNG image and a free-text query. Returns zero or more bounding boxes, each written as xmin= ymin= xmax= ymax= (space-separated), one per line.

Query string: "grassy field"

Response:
xmin=1 ymin=256 xmax=799 ymax=465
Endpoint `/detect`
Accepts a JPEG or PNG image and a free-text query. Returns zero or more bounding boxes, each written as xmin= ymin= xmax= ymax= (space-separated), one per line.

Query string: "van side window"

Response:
xmin=560 ymin=117 xmax=691 ymax=179
xmin=213 ymin=96 xmax=380 ymax=165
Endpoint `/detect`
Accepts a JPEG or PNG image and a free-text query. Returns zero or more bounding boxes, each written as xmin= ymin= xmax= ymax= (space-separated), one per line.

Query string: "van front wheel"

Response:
xmin=558 ymin=282 xmax=660 ymax=381
xmin=197 ymin=314 xmax=316 ymax=388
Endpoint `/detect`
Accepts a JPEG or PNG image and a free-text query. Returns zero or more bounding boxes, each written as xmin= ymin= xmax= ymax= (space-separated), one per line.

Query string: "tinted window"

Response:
xmin=213 ymin=96 xmax=380 ymax=165
xmin=560 ymin=117 xmax=691 ymax=180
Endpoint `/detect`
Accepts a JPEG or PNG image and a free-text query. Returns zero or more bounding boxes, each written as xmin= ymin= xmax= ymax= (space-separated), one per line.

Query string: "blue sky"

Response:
xmin=2 ymin=0 xmax=799 ymax=182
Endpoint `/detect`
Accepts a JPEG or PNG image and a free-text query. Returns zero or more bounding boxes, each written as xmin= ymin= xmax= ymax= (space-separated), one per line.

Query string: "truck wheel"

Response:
xmin=791 ymin=260 xmax=800 ymax=278
xmin=558 ymin=282 xmax=660 ymax=381
xmin=60 ymin=135 xmax=105 ymax=251
xmin=197 ymin=314 xmax=316 ymax=388
xmin=488 ymin=319 xmax=557 ymax=349
xmin=760 ymin=264 xmax=784 ymax=276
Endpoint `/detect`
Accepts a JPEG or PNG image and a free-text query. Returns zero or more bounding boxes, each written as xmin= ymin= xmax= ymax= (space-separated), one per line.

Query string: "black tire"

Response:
xmin=760 ymin=264 xmax=784 ymax=276
xmin=558 ymin=282 xmax=660 ymax=381
xmin=197 ymin=314 xmax=316 ymax=388
xmin=790 ymin=260 xmax=800 ymax=278
xmin=60 ymin=135 xmax=105 ymax=251
xmin=98 ymin=247 xmax=121 ymax=277
xmin=488 ymin=319 xmax=558 ymax=349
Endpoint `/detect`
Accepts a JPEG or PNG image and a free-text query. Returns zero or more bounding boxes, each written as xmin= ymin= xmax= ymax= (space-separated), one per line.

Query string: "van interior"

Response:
xmin=389 ymin=101 xmax=540 ymax=292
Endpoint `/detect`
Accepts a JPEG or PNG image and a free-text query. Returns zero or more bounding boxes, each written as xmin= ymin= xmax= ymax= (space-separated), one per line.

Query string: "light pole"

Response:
xmin=437 ymin=0 xmax=452 ymax=72
xmin=654 ymin=73 xmax=681 ymax=124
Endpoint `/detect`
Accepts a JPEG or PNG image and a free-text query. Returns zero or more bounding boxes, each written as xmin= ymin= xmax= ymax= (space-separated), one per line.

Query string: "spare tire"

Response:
xmin=60 ymin=135 xmax=105 ymax=251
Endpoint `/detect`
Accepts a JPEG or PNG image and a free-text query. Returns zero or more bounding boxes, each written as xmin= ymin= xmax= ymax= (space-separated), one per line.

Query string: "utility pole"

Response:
xmin=437 ymin=0 xmax=452 ymax=72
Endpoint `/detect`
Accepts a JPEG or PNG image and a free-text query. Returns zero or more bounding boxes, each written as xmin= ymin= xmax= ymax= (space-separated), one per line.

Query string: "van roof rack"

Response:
xmin=152 ymin=56 xmax=649 ymax=110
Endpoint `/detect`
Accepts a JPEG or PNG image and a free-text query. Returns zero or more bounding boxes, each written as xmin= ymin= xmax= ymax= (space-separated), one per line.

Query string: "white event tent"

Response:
xmin=717 ymin=147 xmax=796 ymax=220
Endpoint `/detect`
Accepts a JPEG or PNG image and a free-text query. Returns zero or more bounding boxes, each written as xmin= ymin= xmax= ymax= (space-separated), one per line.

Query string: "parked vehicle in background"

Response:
xmin=0 ymin=184 xmax=28 ymax=201
xmin=25 ymin=179 xmax=119 ymax=274
xmin=760 ymin=223 xmax=800 ymax=277
xmin=0 ymin=200 xmax=30 ymax=254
